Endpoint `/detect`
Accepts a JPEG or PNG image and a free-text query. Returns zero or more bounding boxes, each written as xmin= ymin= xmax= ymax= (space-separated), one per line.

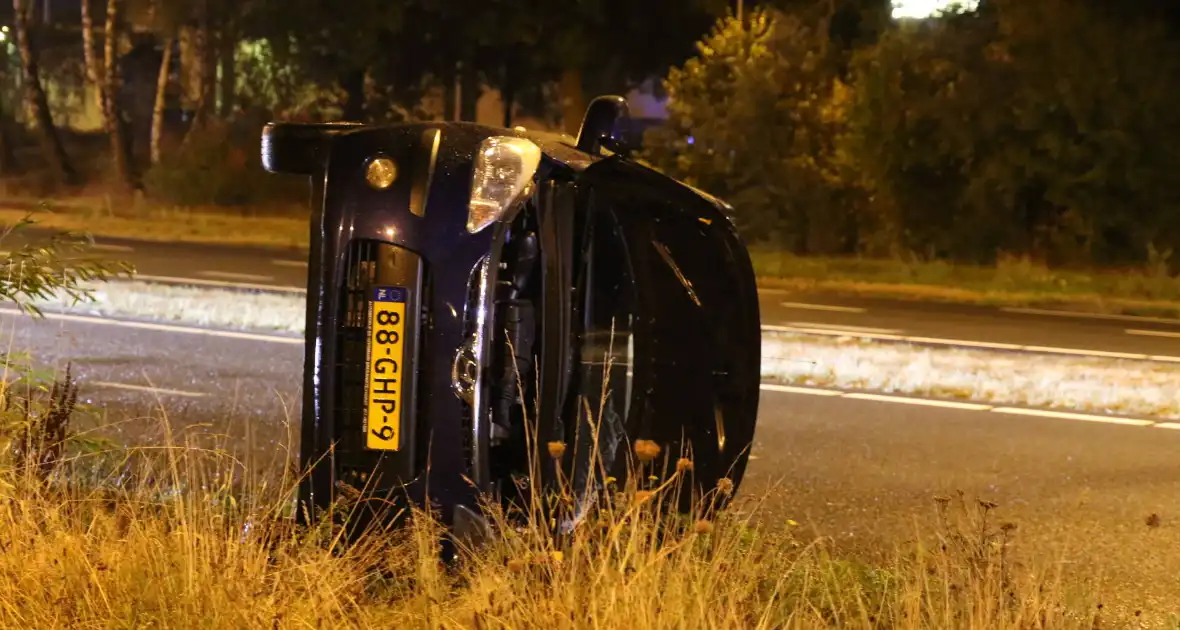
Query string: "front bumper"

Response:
xmin=326 ymin=240 xmax=426 ymax=493
xmin=296 ymin=125 xmax=505 ymax=531
xmin=300 ymin=234 xmax=494 ymax=528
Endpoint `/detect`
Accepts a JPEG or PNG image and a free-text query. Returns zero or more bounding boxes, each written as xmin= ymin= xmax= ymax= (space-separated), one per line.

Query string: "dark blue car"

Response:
xmin=262 ymin=96 xmax=762 ymax=539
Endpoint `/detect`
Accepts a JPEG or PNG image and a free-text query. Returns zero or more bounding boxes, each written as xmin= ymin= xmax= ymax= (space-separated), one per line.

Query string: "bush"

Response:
xmin=141 ymin=119 xmax=305 ymax=208
xmin=643 ymin=9 xmax=867 ymax=255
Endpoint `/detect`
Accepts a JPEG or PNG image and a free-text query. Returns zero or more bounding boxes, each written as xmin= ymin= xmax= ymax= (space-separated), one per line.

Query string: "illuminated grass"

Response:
xmin=0 ymin=205 xmax=309 ymax=251
xmin=35 ymin=281 xmax=306 ymax=333
xmin=762 ymin=332 xmax=1180 ymax=419
xmin=0 ymin=386 xmax=1109 ymax=629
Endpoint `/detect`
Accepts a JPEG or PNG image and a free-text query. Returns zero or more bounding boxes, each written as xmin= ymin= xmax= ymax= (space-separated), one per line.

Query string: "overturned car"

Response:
xmin=262 ymin=96 xmax=762 ymax=537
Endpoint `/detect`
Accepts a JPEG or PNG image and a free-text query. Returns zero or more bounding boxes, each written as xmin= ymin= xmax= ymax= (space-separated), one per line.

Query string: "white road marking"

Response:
xmin=779 ymin=302 xmax=867 ymax=314
xmin=91 ymin=381 xmax=206 ymax=398
xmin=759 ymin=383 xmax=843 ymax=396
xmin=1126 ymin=329 xmax=1180 ymax=340
xmin=904 ymin=336 xmax=1022 ymax=351
xmin=759 ymin=383 xmax=1167 ymax=429
xmin=784 ymin=322 xmax=903 ymax=336
xmin=132 ymin=274 xmax=307 ymax=294
xmin=1021 ymin=345 xmax=1150 ymax=360
xmin=90 ymin=243 xmax=135 ymax=253
xmin=198 ymin=270 xmax=276 ymax=282
xmin=990 ymin=407 xmax=1156 ymax=427
xmin=1002 ymin=307 xmax=1180 ymax=326
xmin=765 ymin=323 xmax=907 ymax=341
xmin=843 ymin=392 xmax=992 ymax=411
xmin=760 ymin=325 xmax=1180 ymax=363
xmin=272 ymin=259 xmax=308 ymax=268
xmin=0 ymin=308 xmax=303 ymax=345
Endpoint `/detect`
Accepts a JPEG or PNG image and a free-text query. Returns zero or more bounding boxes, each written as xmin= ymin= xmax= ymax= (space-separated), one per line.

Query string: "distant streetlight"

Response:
xmin=891 ymin=0 xmax=978 ymax=19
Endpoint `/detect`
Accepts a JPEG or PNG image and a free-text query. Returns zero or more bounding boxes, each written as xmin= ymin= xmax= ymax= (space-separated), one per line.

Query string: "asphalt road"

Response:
xmin=0 ymin=309 xmax=303 ymax=466
xmin=4 ymin=308 xmax=1180 ymax=617
xmin=746 ymin=392 xmax=1180 ymax=619
xmin=13 ymin=230 xmax=1180 ymax=359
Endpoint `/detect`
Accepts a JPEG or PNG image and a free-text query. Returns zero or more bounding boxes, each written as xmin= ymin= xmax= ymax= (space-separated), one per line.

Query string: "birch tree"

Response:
xmin=11 ymin=0 xmax=76 ymax=187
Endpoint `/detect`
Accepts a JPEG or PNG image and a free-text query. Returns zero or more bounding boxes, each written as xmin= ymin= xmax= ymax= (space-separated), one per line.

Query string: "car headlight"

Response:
xmin=467 ymin=136 xmax=542 ymax=234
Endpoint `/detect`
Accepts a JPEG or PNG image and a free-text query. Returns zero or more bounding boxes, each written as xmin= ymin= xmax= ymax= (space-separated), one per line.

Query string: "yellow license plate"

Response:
xmin=364 ymin=286 xmax=407 ymax=451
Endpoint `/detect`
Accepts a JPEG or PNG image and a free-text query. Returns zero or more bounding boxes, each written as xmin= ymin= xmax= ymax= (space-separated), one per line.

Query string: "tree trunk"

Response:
xmin=12 ymin=0 xmax=75 ymax=187
xmin=80 ymin=0 xmax=106 ymax=118
xmin=559 ymin=67 xmax=585 ymax=137
xmin=151 ymin=35 xmax=174 ymax=165
xmin=458 ymin=61 xmax=478 ymax=122
xmin=0 ymin=58 xmax=18 ymax=173
xmin=340 ymin=68 xmax=365 ymax=122
xmin=201 ymin=5 xmax=217 ymax=120
xmin=217 ymin=18 xmax=236 ymax=118
xmin=0 ymin=116 xmax=16 ymax=174
xmin=502 ymin=55 xmax=515 ymax=128
xmin=442 ymin=61 xmax=456 ymax=121
xmin=103 ymin=0 xmax=135 ymax=189
xmin=181 ymin=0 xmax=211 ymax=146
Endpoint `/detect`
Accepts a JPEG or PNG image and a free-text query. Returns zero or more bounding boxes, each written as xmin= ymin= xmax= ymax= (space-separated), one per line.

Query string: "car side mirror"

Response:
xmin=575 ymin=95 xmax=633 ymax=157
xmin=261 ymin=121 xmax=366 ymax=175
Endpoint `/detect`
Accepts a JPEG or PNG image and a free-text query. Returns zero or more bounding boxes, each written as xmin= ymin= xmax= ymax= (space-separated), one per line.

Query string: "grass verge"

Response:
xmin=18 ymin=202 xmax=1180 ymax=318
xmin=754 ymin=249 xmax=1180 ymax=319
xmin=0 ymin=368 xmax=1115 ymax=629
xmin=0 ymin=203 xmax=309 ymax=252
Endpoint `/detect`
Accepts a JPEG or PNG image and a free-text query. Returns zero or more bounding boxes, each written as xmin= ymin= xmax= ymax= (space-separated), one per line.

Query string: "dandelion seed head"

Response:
xmin=634 ymin=439 xmax=661 ymax=462
xmin=547 ymin=442 xmax=567 ymax=459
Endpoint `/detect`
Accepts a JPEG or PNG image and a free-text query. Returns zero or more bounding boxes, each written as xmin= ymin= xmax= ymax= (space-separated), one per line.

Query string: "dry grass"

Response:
xmin=754 ymin=250 xmax=1180 ymax=318
xmin=0 ymin=361 xmax=1119 ymax=630
xmin=0 ymin=460 xmax=1105 ymax=629
xmin=0 ymin=204 xmax=308 ymax=251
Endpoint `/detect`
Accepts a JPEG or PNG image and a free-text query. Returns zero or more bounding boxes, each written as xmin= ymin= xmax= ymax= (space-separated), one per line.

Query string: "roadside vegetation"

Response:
xmin=753 ymin=250 xmax=1180 ymax=318
xmin=0 ymin=360 xmax=1114 ymax=629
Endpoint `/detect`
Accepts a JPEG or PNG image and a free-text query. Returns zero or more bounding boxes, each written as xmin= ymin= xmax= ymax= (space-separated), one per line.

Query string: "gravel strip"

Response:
xmin=762 ymin=331 xmax=1180 ymax=419
xmin=38 ymin=281 xmax=307 ymax=333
